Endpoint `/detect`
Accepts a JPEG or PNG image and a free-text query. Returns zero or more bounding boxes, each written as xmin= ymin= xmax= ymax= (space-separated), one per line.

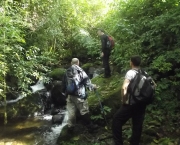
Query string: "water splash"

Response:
xmin=30 ymin=79 xmax=46 ymax=93
xmin=35 ymin=111 xmax=68 ymax=145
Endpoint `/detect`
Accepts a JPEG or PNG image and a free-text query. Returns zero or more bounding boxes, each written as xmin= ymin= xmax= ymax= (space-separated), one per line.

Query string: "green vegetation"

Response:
xmin=48 ymin=68 xmax=66 ymax=80
xmin=0 ymin=0 xmax=180 ymax=144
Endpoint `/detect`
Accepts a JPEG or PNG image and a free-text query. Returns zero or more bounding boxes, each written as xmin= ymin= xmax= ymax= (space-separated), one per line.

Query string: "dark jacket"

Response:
xmin=100 ymin=34 xmax=110 ymax=54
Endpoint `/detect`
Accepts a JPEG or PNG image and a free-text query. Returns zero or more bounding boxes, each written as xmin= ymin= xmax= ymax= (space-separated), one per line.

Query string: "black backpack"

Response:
xmin=66 ymin=66 xmax=83 ymax=96
xmin=128 ymin=69 xmax=155 ymax=105
xmin=65 ymin=66 xmax=81 ymax=95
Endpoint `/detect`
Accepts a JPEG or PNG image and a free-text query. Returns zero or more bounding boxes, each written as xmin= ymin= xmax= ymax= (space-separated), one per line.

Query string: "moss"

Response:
xmin=81 ymin=63 xmax=94 ymax=72
xmin=48 ymin=68 xmax=66 ymax=80
xmin=88 ymin=73 xmax=123 ymax=103
xmin=88 ymin=73 xmax=124 ymax=117
xmin=93 ymin=60 xmax=102 ymax=65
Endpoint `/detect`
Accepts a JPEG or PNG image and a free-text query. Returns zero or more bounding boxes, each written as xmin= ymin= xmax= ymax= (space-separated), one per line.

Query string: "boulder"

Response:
xmin=52 ymin=113 xmax=65 ymax=124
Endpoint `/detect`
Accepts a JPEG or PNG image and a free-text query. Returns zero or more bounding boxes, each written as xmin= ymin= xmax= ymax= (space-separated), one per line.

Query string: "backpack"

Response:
xmin=107 ymin=36 xmax=115 ymax=49
xmin=65 ymin=66 xmax=81 ymax=95
xmin=128 ymin=69 xmax=155 ymax=105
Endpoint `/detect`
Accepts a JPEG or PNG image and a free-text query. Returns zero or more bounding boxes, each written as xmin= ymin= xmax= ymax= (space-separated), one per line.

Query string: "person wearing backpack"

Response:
xmin=62 ymin=58 xmax=98 ymax=132
xmin=97 ymin=29 xmax=114 ymax=78
xmin=112 ymin=55 xmax=156 ymax=145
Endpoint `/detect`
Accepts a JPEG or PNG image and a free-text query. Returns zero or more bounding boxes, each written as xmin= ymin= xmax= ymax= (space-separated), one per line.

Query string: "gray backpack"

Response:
xmin=128 ymin=69 xmax=155 ymax=105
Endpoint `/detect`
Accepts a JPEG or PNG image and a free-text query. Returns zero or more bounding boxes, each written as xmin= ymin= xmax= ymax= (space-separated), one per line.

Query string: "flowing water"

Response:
xmin=0 ymin=111 xmax=68 ymax=145
xmin=0 ymin=68 xmax=103 ymax=145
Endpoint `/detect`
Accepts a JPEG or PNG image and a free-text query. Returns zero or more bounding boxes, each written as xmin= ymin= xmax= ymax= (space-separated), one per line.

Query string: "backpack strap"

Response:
xmin=131 ymin=68 xmax=147 ymax=76
xmin=131 ymin=68 xmax=152 ymax=94
xmin=131 ymin=69 xmax=142 ymax=94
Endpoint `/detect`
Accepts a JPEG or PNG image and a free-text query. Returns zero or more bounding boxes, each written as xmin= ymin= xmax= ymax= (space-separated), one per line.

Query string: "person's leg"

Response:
xmin=78 ymin=98 xmax=89 ymax=123
xmin=76 ymin=98 xmax=98 ymax=130
xmin=103 ymin=53 xmax=111 ymax=77
xmin=112 ymin=105 xmax=132 ymax=145
xmin=76 ymin=98 xmax=90 ymax=124
xmin=76 ymin=98 xmax=89 ymax=116
xmin=66 ymin=96 xmax=77 ymax=128
xmin=130 ymin=105 xmax=146 ymax=145
xmin=106 ymin=53 xmax=111 ymax=76
xmin=102 ymin=55 xmax=106 ymax=72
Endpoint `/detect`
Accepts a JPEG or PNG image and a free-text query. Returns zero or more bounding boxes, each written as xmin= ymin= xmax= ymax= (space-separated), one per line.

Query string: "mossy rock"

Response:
xmin=88 ymin=73 xmax=124 ymax=117
xmin=48 ymin=68 xmax=66 ymax=80
xmin=81 ymin=63 xmax=94 ymax=72
xmin=93 ymin=60 xmax=102 ymax=65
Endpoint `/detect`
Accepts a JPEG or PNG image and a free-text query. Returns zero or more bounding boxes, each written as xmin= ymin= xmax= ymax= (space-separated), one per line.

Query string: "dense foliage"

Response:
xmin=0 ymin=0 xmax=180 ymax=143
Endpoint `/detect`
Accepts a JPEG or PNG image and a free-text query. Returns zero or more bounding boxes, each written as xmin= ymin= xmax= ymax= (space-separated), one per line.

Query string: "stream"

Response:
xmin=0 ymin=79 xmax=68 ymax=145
xmin=0 ymin=111 xmax=68 ymax=145
xmin=0 ymin=67 xmax=103 ymax=145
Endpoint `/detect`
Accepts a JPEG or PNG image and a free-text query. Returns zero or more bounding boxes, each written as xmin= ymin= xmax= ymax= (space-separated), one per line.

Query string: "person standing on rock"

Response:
xmin=62 ymin=58 xmax=98 ymax=132
xmin=97 ymin=29 xmax=112 ymax=78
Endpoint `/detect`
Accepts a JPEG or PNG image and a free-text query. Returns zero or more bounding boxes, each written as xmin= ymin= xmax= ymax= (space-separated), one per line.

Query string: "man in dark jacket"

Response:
xmin=97 ymin=29 xmax=111 ymax=78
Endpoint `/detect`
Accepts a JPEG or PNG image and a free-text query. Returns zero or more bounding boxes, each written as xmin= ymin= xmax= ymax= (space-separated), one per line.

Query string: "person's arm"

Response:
xmin=85 ymin=78 xmax=96 ymax=91
xmin=152 ymin=79 xmax=157 ymax=87
xmin=81 ymin=71 xmax=96 ymax=90
xmin=121 ymin=78 xmax=130 ymax=103
xmin=122 ymin=79 xmax=130 ymax=96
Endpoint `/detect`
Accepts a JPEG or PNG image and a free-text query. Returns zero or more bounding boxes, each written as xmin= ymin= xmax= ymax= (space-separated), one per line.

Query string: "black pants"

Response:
xmin=102 ymin=52 xmax=111 ymax=77
xmin=112 ymin=104 xmax=146 ymax=145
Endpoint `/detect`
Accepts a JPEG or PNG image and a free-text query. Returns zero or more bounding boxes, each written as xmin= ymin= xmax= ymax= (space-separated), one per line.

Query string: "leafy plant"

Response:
xmin=91 ymin=105 xmax=111 ymax=121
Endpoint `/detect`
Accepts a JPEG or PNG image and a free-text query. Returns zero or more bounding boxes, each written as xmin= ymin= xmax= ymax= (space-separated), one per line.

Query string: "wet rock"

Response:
xmin=51 ymin=81 xmax=67 ymax=108
xmin=52 ymin=113 xmax=64 ymax=124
